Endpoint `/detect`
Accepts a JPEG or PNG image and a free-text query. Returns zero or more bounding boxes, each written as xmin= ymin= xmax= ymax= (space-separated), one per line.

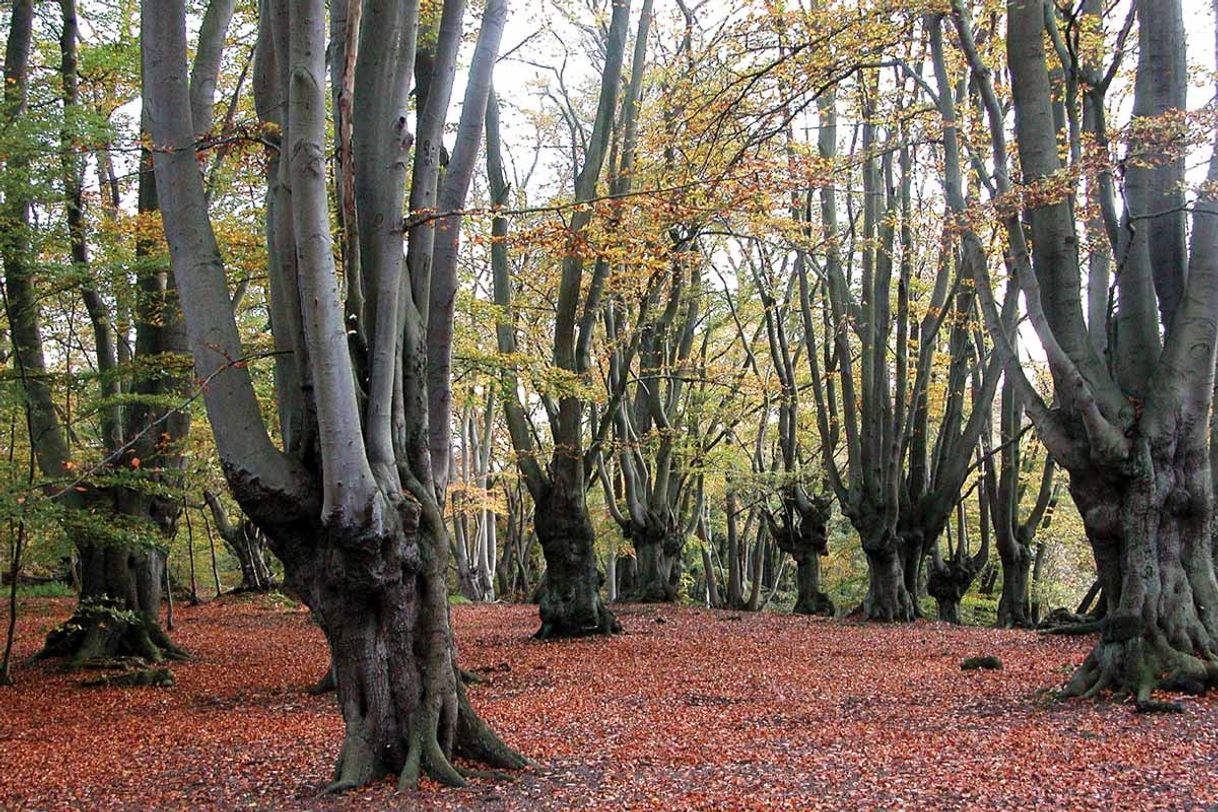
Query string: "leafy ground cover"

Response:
xmin=1 ymin=597 xmax=1215 ymax=810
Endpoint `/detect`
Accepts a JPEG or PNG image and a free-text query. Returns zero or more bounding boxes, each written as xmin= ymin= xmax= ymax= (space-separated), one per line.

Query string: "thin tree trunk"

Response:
xmin=185 ymin=501 xmax=199 ymax=604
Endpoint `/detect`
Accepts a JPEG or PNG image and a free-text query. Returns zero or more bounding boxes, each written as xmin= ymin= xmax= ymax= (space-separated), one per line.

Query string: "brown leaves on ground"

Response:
xmin=1 ymin=598 xmax=1215 ymax=810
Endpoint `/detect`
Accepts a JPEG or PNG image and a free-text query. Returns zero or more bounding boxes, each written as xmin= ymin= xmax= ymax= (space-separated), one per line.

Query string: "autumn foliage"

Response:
xmin=2 ymin=596 xmax=1215 ymax=809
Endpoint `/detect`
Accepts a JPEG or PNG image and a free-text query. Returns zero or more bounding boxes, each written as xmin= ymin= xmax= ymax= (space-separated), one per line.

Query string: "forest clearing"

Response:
xmin=3 ymin=595 xmax=1216 ymax=810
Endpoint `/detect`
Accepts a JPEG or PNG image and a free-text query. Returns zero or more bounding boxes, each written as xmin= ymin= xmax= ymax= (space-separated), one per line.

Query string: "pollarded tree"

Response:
xmin=1 ymin=0 xmax=234 ymax=664
xmin=143 ymin=0 xmax=523 ymax=789
xmin=874 ymin=13 xmax=1022 ymax=621
xmin=955 ymin=0 xmax=1218 ymax=699
xmin=599 ymin=252 xmax=705 ymax=602
xmin=745 ymin=242 xmax=834 ymax=617
xmin=799 ymin=76 xmax=919 ymax=621
xmin=983 ymin=374 xmax=1059 ymax=629
xmin=487 ymin=0 xmax=639 ymax=637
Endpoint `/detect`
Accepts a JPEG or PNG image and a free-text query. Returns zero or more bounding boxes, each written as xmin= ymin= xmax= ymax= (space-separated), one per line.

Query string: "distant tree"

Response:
xmin=0 ymin=0 xmax=235 ymax=664
xmin=203 ymin=490 xmax=274 ymax=592
xmin=486 ymin=0 xmax=638 ymax=637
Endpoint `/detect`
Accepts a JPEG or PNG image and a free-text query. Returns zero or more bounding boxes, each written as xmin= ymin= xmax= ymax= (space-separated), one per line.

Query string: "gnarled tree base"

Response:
xmin=862 ymin=548 xmax=915 ymax=622
xmin=793 ymin=590 xmax=835 ymax=617
xmin=327 ymin=685 xmax=528 ymax=794
xmin=38 ymin=598 xmax=186 ymax=668
xmin=535 ymin=589 xmax=619 ymax=639
xmin=927 ymin=556 xmax=983 ymax=625
xmin=619 ymin=579 xmax=679 ymax=604
xmin=1062 ymin=614 xmax=1218 ymax=703
xmin=272 ymin=499 xmax=527 ymax=796
xmin=533 ymin=486 xmax=620 ymax=638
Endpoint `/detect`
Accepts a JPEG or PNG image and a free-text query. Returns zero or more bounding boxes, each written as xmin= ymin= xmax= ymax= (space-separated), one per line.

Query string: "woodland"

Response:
xmin=1 ymin=0 xmax=1218 ymax=807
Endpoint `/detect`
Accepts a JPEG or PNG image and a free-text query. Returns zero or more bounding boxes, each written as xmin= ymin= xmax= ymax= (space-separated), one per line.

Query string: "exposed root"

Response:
xmin=397 ymin=730 xmax=423 ymax=792
xmin=1062 ymin=623 xmax=1218 ymax=705
xmin=330 ymin=726 xmax=380 ymax=791
xmin=533 ymin=604 xmax=620 ymax=639
xmin=458 ymin=768 xmax=517 ymax=782
xmin=81 ymin=666 xmax=175 ymax=688
xmin=792 ymin=592 xmax=835 ymax=617
xmin=319 ymin=780 xmax=361 ymax=796
xmin=619 ymin=580 xmax=678 ymax=604
xmin=459 ymin=668 xmax=488 ymax=686
xmin=38 ymin=600 xmax=186 ymax=669
xmin=1042 ymin=620 xmax=1104 ymax=636
xmin=422 ymin=732 xmax=467 ymax=788
xmin=455 ymin=681 xmax=531 ymax=770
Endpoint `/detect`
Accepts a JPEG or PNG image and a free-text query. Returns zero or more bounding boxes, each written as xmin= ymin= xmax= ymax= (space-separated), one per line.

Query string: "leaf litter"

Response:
xmin=1 ymin=598 xmax=1215 ymax=810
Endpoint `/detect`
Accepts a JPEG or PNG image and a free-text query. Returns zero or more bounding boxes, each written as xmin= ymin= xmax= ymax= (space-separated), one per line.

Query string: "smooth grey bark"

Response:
xmin=188 ymin=0 xmax=236 ymax=134
xmin=425 ymin=1 xmax=506 ymax=494
xmin=143 ymin=0 xmax=522 ymax=790
xmin=955 ymin=0 xmax=1218 ymax=700
xmin=449 ymin=397 xmax=498 ymax=601
xmin=889 ymin=25 xmax=1017 ymax=617
xmin=487 ymin=1 xmax=635 ymax=637
xmin=725 ymin=489 xmax=745 ymax=609
xmin=595 ymin=0 xmax=707 ymax=605
xmin=926 ymin=490 xmax=989 ymax=624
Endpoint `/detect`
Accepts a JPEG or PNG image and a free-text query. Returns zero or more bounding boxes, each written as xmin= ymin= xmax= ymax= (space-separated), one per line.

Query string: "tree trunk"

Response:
xmin=725 ymin=491 xmax=744 ymax=609
xmin=451 ymin=516 xmax=480 ymax=601
xmin=927 ymin=554 xmax=983 ymax=625
xmin=745 ymin=528 xmax=764 ymax=612
xmin=702 ymin=545 xmax=720 ymax=609
xmin=791 ymin=551 xmax=832 ymax=616
xmin=996 ymin=542 xmax=1033 ymax=628
xmin=897 ymin=530 xmax=928 ymax=617
xmin=1063 ymin=443 xmax=1218 ymax=701
xmin=620 ymin=516 xmax=682 ymax=603
xmin=477 ymin=510 xmax=495 ymax=600
xmin=768 ymin=495 xmax=834 ymax=616
xmin=42 ymin=525 xmax=184 ymax=666
xmin=532 ymin=471 xmax=618 ymax=638
xmin=271 ymin=504 xmax=524 ymax=791
xmin=205 ymin=490 xmax=275 ymax=592
xmin=605 ymin=549 xmax=618 ymax=604
xmin=862 ymin=543 xmax=915 ymax=621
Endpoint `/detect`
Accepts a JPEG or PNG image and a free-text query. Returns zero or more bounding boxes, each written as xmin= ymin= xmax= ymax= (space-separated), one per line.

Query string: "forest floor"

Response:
xmin=1 ymin=596 xmax=1216 ymax=810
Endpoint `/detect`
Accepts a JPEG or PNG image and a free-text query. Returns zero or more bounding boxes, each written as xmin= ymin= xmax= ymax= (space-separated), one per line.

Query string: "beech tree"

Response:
xmin=203 ymin=490 xmax=275 ymax=592
xmin=0 ymin=0 xmax=234 ymax=664
xmin=488 ymin=0 xmax=637 ymax=637
xmin=983 ymin=374 xmax=1058 ymax=628
xmin=143 ymin=0 xmax=524 ymax=789
xmin=747 ymin=243 xmax=834 ymax=616
xmin=955 ymin=0 xmax=1218 ymax=699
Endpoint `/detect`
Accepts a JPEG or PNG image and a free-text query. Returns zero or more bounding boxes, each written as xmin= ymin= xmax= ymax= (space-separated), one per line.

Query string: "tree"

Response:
xmin=902 ymin=12 xmax=1017 ymax=623
xmin=203 ymin=490 xmax=274 ymax=592
xmin=748 ymin=241 xmax=834 ymax=616
xmin=0 ymin=0 xmax=229 ymax=665
xmin=800 ymin=76 xmax=918 ymax=620
xmin=143 ymin=0 xmax=523 ymax=789
xmin=983 ymin=375 xmax=1058 ymax=628
xmin=955 ymin=0 xmax=1218 ymax=699
xmin=487 ymin=0 xmax=638 ymax=637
